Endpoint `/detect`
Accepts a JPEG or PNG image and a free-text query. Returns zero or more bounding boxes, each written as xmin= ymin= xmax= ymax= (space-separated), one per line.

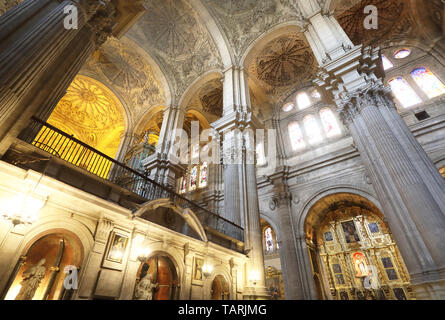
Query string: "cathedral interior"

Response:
xmin=0 ymin=0 xmax=445 ymax=301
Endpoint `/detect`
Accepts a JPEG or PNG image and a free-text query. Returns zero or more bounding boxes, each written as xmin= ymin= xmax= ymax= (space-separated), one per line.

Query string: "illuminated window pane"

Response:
xmin=256 ymin=143 xmax=266 ymax=166
xmin=382 ymin=55 xmax=393 ymax=70
xmin=189 ymin=166 xmax=198 ymax=190
xmin=282 ymin=102 xmax=294 ymax=112
xmin=311 ymin=90 xmax=321 ymax=100
xmin=411 ymin=67 xmax=445 ymax=99
xmin=303 ymin=115 xmax=322 ymax=144
xmin=394 ymin=49 xmax=411 ymax=59
xmin=199 ymin=162 xmax=208 ymax=188
xmin=288 ymin=122 xmax=306 ymax=150
xmin=265 ymin=227 xmax=274 ymax=251
xmin=388 ymin=77 xmax=422 ymax=108
xmin=320 ymin=108 xmax=341 ymax=138
xmin=181 ymin=175 xmax=188 ymax=193
xmin=297 ymin=92 xmax=311 ymax=110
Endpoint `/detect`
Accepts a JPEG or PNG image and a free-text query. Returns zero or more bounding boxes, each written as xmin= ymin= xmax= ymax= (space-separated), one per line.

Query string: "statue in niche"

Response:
xmin=15 ymin=259 xmax=47 ymax=300
xmin=134 ymin=274 xmax=158 ymax=300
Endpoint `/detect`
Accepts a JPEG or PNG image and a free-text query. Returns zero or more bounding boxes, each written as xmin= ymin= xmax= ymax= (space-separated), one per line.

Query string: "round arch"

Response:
xmin=202 ymin=265 xmax=232 ymax=300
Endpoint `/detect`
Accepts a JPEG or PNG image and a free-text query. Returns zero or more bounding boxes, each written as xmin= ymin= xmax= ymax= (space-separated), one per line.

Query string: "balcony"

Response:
xmin=1 ymin=117 xmax=244 ymax=251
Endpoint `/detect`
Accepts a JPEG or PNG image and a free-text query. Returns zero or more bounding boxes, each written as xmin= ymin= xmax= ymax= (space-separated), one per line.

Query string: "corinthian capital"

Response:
xmin=86 ymin=0 xmax=117 ymax=48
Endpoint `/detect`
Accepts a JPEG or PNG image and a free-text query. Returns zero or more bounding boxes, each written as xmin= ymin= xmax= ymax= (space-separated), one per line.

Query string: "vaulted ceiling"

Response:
xmin=75 ymin=0 xmax=444 ymax=128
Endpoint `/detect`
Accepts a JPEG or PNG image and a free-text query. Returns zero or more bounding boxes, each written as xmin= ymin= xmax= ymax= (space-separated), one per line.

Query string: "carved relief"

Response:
xmin=199 ymin=80 xmax=223 ymax=117
xmin=335 ymin=0 xmax=417 ymax=46
xmin=205 ymin=0 xmax=304 ymax=61
xmin=127 ymin=0 xmax=223 ymax=102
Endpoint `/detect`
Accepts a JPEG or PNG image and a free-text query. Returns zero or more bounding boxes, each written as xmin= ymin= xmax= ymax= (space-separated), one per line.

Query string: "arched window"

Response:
xmin=382 ymin=55 xmax=393 ymax=70
xmin=297 ymin=92 xmax=311 ymax=110
xmin=265 ymin=227 xmax=274 ymax=252
xmin=199 ymin=162 xmax=208 ymax=188
xmin=180 ymin=175 xmax=188 ymax=193
xmin=189 ymin=166 xmax=198 ymax=190
xmin=311 ymin=90 xmax=321 ymax=100
xmin=394 ymin=49 xmax=411 ymax=59
xmin=320 ymin=108 xmax=341 ymax=138
xmin=411 ymin=67 xmax=445 ymax=99
xmin=388 ymin=77 xmax=422 ymax=108
xmin=303 ymin=115 xmax=322 ymax=144
xmin=288 ymin=121 xmax=305 ymax=151
xmin=282 ymin=102 xmax=294 ymax=112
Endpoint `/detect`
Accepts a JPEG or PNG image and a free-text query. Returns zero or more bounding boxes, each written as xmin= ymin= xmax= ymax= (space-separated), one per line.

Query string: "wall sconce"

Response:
xmin=1 ymin=193 xmax=47 ymax=226
xmin=202 ymin=263 xmax=213 ymax=278
xmin=248 ymin=270 xmax=260 ymax=286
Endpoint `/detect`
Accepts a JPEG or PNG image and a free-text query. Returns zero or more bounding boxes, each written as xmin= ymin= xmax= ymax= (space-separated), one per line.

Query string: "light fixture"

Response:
xmin=248 ymin=270 xmax=260 ymax=286
xmin=202 ymin=263 xmax=214 ymax=278
xmin=1 ymin=192 xmax=46 ymax=226
xmin=136 ymin=246 xmax=151 ymax=262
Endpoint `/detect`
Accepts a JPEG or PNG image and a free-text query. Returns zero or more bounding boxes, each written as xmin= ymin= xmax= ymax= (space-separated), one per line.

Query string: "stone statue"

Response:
xmin=134 ymin=274 xmax=158 ymax=300
xmin=15 ymin=259 xmax=47 ymax=300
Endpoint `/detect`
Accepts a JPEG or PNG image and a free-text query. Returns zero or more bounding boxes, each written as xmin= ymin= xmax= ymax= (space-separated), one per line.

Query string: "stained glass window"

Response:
xmin=320 ymin=108 xmax=341 ymax=138
xmin=297 ymin=92 xmax=311 ymax=110
xmin=411 ymin=67 xmax=445 ymax=99
xmin=190 ymin=166 xmax=198 ymax=190
xmin=394 ymin=49 xmax=411 ymax=59
xmin=282 ymin=102 xmax=294 ymax=112
xmin=181 ymin=175 xmax=188 ymax=193
xmin=303 ymin=115 xmax=322 ymax=144
xmin=199 ymin=162 xmax=208 ymax=188
xmin=382 ymin=55 xmax=393 ymax=70
xmin=388 ymin=77 xmax=422 ymax=108
xmin=265 ymin=227 xmax=274 ymax=251
xmin=288 ymin=121 xmax=306 ymax=151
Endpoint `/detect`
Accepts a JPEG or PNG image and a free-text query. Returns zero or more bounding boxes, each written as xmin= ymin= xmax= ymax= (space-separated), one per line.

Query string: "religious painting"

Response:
xmin=352 ymin=252 xmax=369 ymax=278
xmin=341 ymin=220 xmax=360 ymax=243
xmin=265 ymin=276 xmax=282 ymax=300
xmin=107 ymin=232 xmax=128 ymax=263
xmin=192 ymin=257 xmax=204 ymax=284
xmin=340 ymin=291 xmax=349 ymax=300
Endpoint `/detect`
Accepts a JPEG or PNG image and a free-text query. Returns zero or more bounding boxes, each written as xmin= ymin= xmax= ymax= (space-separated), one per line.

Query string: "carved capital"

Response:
xmin=95 ymin=218 xmax=114 ymax=242
xmin=86 ymin=0 xmax=117 ymax=48
xmin=336 ymin=82 xmax=394 ymax=127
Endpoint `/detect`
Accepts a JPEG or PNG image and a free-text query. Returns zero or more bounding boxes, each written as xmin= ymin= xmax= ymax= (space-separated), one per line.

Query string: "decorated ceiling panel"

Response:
xmin=334 ymin=0 xmax=417 ymax=46
xmin=127 ymin=0 xmax=223 ymax=103
xmin=204 ymin=0 xmax=304 ymax=60
xmin=81 ymin=37 xmax=166 ymax=128
xmin=248 ymin=32 xmax=317 ymax=105
xmin=45 ymin=75 xmax=125 ymax=158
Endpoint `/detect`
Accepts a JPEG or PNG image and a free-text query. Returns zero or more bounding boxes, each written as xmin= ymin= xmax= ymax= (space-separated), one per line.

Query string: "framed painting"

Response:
xmin=192 ymin=256 xmax=204 ymax=285
xmin=107 ymin=232 xmax=129 ymax=263
xmin=341 ymin=220 xmax=360 ymax=243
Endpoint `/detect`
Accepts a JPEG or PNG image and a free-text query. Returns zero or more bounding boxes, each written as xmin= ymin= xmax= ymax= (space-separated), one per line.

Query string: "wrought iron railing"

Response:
xmin=18 ymin=116 xmax=244 ymax=242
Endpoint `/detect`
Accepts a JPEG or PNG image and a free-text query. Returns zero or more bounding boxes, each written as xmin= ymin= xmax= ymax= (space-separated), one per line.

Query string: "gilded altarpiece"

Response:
xmin=308 ymin=206 xmax=412 ymax=300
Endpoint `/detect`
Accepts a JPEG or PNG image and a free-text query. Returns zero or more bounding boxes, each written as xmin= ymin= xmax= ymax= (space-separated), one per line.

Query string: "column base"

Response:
xmin=242 ymin=286 xmax=270 ymax=300
xmin=412 ymin=280 xmax=445 ymax=300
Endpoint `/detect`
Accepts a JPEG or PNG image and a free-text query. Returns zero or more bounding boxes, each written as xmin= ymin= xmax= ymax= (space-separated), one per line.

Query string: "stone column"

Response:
xmin=0 ymin=0 xmax=117 ymax=155
xmin=268 ymin=177 xmax=304 ymax=300
xmin=143 ymin=105 xmax=186 ymax=188
xmin=0 ymin=0 xmax=144 ymax=156
xmin=213 ymin=65 xmax=268 ymax=299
